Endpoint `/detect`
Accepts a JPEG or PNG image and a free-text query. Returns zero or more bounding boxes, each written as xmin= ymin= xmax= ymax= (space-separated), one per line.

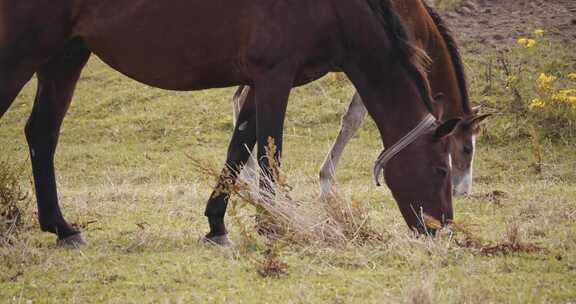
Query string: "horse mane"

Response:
xmin=366 ymin=0 xmax=434 ymax=114
xmin=422 ymin=1 xmax=472 ymax=114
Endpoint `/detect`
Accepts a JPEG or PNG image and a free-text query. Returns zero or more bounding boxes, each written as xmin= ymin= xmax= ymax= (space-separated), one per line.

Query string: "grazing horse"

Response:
xmin=1 ymin=0 xmax=458 ymax=247
xmin=231 ymin=0 xmax=490 ymax=198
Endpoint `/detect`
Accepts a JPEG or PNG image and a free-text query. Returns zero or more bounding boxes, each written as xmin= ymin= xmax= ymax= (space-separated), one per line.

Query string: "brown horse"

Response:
xmin=1 ymin=0 xmax=458 ymax=246
xmin=317 ymin=1 xmax=491 ymax=196
xmin=231 ymin=0 xmax=490 ymax=199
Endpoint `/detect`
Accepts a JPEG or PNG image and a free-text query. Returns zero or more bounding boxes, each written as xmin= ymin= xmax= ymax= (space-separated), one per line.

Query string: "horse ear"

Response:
xmin=434 ymin=118 xmax=462 ymax=139
xmin=467 ymin=113 xmax=492 ymax=134
xmin=432 ymin=93 xmax=445 ymax=118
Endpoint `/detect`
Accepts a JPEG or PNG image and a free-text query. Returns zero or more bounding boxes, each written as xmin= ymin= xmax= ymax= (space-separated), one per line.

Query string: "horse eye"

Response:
xmin=463 ymin=144 xmax=473 ymax=155
xmin=434 ymin=167 xmax=449 ymax=177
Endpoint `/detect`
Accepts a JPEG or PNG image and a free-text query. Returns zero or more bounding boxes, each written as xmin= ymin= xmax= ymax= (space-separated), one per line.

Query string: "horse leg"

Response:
xmin=318 ymin=93 xmax=367 ymax=195
xmin=232 ymin=86 xmax=258 ymax=183
xmin=232 ymin=86 xmax=249 ymax=126
xmin=252 ymin=73 xmax=292 ymax=235
xmin=203 ymin=87 xmax=258 ymax=245
xmin=25 ymin=42 xmax=91 ymax=247
xmin=254 ymin=73 xmax=292 ymax=185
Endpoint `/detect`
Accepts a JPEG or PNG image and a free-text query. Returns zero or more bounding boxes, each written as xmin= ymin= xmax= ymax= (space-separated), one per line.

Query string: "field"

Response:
xmin=1 ymin=2 xmax=576 ymax=303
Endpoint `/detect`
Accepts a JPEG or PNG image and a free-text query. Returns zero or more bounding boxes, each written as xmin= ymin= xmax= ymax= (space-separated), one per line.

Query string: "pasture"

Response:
xmin=1 ymin=4 xmax=576 ymax=304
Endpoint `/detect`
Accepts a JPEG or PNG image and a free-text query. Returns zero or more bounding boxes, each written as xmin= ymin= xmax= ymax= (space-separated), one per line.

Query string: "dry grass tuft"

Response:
xmin=0 ymin=159 xmax=32 ymax=244
xmin=187 ymin=139 xmax=383 ymax=247
xmin=478 ymin=224 xmax=546 ymax=255
xmin=188 ymin=140 xmax=387 ymax=279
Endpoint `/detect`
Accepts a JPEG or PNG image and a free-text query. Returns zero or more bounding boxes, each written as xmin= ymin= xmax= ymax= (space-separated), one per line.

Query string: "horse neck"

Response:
xmin=378 ymin=84 xmax=433 ymax=148
xmin=347 ymin=65 xmax=432 ymax=148
xmin=394 ymin=0 xmax=470 ymax=120
xmin=334 ymin=0 xmax=433 ymax=146
xmin=426 ymin=39 xmax=467 ymax=119
xmin=415 ymin=2 xmax=470 ymax=119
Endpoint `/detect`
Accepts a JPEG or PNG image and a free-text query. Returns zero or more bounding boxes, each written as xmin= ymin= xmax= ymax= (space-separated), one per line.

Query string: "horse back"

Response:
xmin=70 ymin=0 xmax=337 ymax=89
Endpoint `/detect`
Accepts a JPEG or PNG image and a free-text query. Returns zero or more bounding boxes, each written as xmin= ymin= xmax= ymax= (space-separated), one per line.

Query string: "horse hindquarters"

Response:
xmin=1 ymin=1 xmax=76 ymax=118
xmin=24 ymin=42 xmax=90 ymax=245
xmin=0 ymin=60 xmax=37 ymax=118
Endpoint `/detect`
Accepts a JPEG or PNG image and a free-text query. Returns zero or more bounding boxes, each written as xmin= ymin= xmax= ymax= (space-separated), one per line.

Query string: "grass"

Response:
xmin=1 ymin=34 xmax=575 ymax=304
xmin=433 ymin=0 xmax=464 ymax=11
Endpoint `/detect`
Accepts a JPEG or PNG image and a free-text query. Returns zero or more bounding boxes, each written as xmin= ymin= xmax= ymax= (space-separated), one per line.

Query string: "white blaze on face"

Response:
xmin=454 ymin=135 xmax=476 ymax=195
xmin=448 ymin=154 xmax=453 ymax=170
xmin=469 ymin=135 xmax=476 ymax=184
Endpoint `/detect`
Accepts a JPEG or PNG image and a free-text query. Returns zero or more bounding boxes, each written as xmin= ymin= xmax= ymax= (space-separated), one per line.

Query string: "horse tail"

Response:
xmin=367 ymin=0 xmax=434 ymax=113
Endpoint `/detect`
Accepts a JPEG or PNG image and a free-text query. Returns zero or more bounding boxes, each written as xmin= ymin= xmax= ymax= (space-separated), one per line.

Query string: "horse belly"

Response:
xmin=87 ymin=47 xmax=245 ymax=90
xmin=75 ymin=0 xmax=251 ymax=90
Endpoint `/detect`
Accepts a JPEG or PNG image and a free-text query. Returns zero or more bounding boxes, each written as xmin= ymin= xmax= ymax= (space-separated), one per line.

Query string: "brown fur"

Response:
xmin=0 ymin=0 xmax=456 ymax=242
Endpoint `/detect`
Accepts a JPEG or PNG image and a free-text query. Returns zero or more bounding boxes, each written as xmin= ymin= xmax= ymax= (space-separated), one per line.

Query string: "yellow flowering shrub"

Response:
xmin=536 ymin=73 xmax=556 ymax=90
xmin=530 ymin=73 xmax=576 ymax=109
xmin=483 ymin=28 xmax=576 ymax=141
xmin=517 ymin=38 xmax=537 ymax=48
xmin=552 ymin=89 xmax=576 ymax=109
xmin=529 ymin=73 xmax=555 ymax=111
xmin=533 ymin=29 xmax=545 ymax=38
xmin=529 ymin=98 xmax=546 ymax=110
xmin=528 ymin=71 xmax=576 ymax=134
xmin=517 ymin=29 xmax=545 ymax=49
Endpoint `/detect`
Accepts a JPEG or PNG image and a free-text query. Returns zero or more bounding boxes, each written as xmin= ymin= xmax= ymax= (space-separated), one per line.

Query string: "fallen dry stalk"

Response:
xmin=425 ymin=216 xmax=546 ymax=255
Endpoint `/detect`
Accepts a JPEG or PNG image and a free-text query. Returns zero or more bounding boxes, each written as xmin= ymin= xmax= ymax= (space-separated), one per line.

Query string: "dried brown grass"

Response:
xmin=425 ymin=215 xmax=546 ymax=255
xmin=0 ymin=159 xmax=32 ymax=244
xmin=188 ymin=139 xmax=383 ymax=247
xmin=187 ymin=139 xmax=387 ymax=279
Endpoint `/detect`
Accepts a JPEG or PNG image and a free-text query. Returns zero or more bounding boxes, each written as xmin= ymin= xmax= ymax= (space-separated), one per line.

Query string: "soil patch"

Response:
xmin=440 ymin=0 xmax=576 ymax=45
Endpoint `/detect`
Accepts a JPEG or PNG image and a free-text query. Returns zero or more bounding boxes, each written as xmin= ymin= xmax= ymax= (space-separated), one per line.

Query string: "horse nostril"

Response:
xmin=463 ymin=145 xmax=473 ymax=154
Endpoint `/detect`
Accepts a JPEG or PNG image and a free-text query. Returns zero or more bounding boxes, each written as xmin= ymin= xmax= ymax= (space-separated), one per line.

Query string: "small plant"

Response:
xmin=227 ymin=198 xmax=258 ymax=255
xmin=0 ymin=159 xmax=31 ymax=242
xmin=255 ymin=241 xmax=289 ymax=279
xmin=529 ymin=126 xmax=544 ymax=173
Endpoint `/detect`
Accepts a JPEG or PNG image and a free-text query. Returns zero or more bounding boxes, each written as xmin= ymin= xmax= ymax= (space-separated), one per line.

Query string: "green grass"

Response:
xmin=434 ymin=0 xmax=464 ymax=11
xmin=1 ymin=39 xmax=575 ymax=303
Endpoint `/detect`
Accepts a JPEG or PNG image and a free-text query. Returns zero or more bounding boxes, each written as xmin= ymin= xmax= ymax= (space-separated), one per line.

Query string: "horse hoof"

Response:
xmin=57 ymin=233 xmax=87 ymax=248
xmin=201 ymin=234 xmax=233 ymax=247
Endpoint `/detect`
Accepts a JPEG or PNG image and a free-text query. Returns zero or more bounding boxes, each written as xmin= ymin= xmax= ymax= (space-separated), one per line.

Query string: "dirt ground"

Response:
xmin=442 ymin=0 xmax=576 ymax=45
